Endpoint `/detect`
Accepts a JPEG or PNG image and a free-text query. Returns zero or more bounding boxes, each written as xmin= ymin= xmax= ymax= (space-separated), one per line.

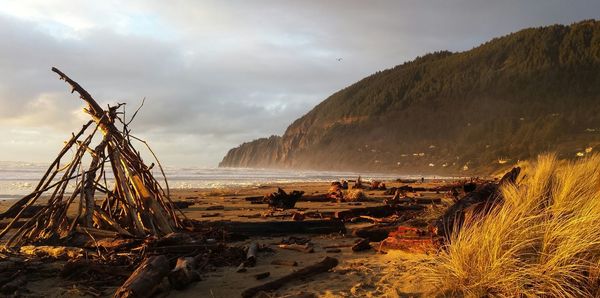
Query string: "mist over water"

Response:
xmin=0 ymin=161 xmax=441 ymax=199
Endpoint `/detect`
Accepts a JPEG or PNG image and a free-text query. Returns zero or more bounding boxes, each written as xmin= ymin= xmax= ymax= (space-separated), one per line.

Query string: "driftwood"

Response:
xmin=322 ymin=243 xmax=353 ymax=249
xmin=244 ymin=196 xmax=264 ymax=202
xmin=0 ymin=68 xmax=183 ymax=247
xmin=254 ymin=272 xmax=270 ymax=280
xmin=114 ymin=255 xmax=170 ymax=298
xmin=384 ymin=185 xmax=426 ymax=195
xmin=246 ymin=194 xmax=332 ymax=203
xmin=0 ymin=69 xmax=262 ymax=297
xmin=206 ymin=205 xmax=224 ymax=210
xmin=19 ymin=245 xmax=85 ymax=259
xmin=241 ymin=257 xmax=338 ymax=298
xmin=335 ymin=205 xmax=424 ymax=221
xmin=200 ymin=220 xmax=346 ymax=236
xmin=278 ymin=243 xmax=314 ymax=253
xmin=414 ymin=198 xmax=442 ymax=204
xmin=237 ymin=242 xmax=259 ymax=273
xmin=245 ymin=242 xmax=258 ymax=267
xmin=168 ymin=257 xmax=201 ymax=290
xmin=0 ymin=221 xmax=26 ymax=230
xmin=463 ymin=182 xmax=477 ymax=193
xmin=353 ymin=225 xmax=398 ymax=242
xmin=170 ymin=201 xmax=194 ymax=209
xmin=271 ymin=260 xmax=298 ymax=266
xmin=0 ymin=205 xmax=45 ymax=220
xmin=265 ymin=188 xmax=304 ymax=209
xmin=351 ymin=238 xmax=371 ymax=252
xmin=435 ymin=167 xmax=521 ymax=240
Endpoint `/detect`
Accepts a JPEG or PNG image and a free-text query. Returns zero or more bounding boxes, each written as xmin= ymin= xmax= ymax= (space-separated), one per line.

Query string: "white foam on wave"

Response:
xmin=0 ymin=161 xmax=442 ymax=198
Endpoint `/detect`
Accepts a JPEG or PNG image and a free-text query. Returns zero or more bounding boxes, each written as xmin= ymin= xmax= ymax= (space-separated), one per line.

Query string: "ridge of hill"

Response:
xmin=220 ymin=20 xmax=600 ymax=175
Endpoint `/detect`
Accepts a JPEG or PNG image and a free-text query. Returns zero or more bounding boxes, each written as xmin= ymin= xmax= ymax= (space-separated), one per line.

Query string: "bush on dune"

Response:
xmin=421 ymin=154 xmax=600 ymax=297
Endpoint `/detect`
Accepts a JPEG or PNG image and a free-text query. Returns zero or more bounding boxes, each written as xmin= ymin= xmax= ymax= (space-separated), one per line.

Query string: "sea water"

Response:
xmin=0 ymin=161 xmax=428 ymax=200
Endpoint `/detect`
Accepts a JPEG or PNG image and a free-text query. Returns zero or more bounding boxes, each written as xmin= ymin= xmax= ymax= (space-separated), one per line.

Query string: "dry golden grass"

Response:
xmin=419 ymin=154 xmax=600 ymax=297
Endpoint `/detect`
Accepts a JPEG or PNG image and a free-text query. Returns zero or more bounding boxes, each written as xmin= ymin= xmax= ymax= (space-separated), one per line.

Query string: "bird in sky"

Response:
xmin=337 ymin=57 xmax=343 ymax=61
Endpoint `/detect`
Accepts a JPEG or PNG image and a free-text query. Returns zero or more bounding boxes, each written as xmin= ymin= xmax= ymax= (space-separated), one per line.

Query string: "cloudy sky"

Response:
xmin=0 ymin=0 xmax=598 ymax=167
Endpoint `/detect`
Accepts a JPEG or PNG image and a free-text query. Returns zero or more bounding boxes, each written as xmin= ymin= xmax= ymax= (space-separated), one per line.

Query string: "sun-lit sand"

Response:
xmin=0 ymin=180 xmax=450 ymax=297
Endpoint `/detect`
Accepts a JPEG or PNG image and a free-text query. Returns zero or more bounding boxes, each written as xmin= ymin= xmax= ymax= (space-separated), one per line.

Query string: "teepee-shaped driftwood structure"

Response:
xmin=0 ymin=68 xmax=184 ymax=247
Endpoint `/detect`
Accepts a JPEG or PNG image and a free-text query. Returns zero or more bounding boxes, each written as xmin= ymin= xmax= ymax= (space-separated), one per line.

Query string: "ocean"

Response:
xmin=0 ymin=161 xmax=427 ymax=200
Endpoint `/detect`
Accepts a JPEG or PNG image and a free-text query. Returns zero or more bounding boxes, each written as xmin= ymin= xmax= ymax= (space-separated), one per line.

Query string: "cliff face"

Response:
xmin=219 ymin=135 xmax=283 ymax=168
xmin=220 ymin=20 xmax=600 ymax=175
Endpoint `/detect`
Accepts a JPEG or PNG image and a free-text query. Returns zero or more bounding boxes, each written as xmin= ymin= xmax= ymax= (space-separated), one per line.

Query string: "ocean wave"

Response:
xmin=0 ymin=162 xmax=441 ymax=197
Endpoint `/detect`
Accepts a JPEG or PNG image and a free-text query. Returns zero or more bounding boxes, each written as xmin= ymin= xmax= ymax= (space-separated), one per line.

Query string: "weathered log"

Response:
xmin=254 ymin=272 xmax=270 ymax=280
xmin=129 ymin=172 xmax=174 ymax=235
xmin=206 ymin=205 xmax=225 ymax=210
xmin=352 ymin=225 xmax=398 ymax=242
xmin=236 ymin=263 xmax=247 ymax=273
xmin=197 ymin=220 xmax=346 ymax=236
xmin=384 ymin=185 xmax=427 ymax=195
xmin=435 ymin=167 xmax=521 ymax=240
xmin=322 ymin=244 xmax=353 ymax=249
xmin=241 ymin=257 xmax=338 ymax=298
xmin=83 ymin=136 xmax=109 ymax=227
xmin=92 ymin=209 xmax=134 ymax=237
xmin=114 ymin=255 xmax=170 ymax=298
xmin=200 ymin=212 xmax=221 ymax=218
xmin=168 ymin=257 xmax=201 ymax=290
xmin=170 ymin=201 xmax=195 ymax=209
xmin=351 ymin=238 xmax=371 ymax=252
xmin=237 ymin=242 xmax=259 ymax=272
xmin=244 ymin=196 xmax=264 ymax=202
xmin=278 ymin=243 xmax=314 ymax=253
xmin=463 ymin=182 xmax=477 ymax=193
xmin=335 ymin=205 xmax=424 ymax=221
xmin=270 ymin=260 xmax=298 ymax=267
xmin=245 ymin=242 xmax=258 ymax=267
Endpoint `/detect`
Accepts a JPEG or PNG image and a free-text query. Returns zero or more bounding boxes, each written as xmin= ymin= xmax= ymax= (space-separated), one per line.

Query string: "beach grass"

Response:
xmin=419 ymin=154 xmax=600 ymax=297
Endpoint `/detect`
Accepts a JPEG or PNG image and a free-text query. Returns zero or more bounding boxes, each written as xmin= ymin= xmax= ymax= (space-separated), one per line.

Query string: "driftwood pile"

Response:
xmin=0 ymin=68 xmax=183 ymax=247
xmin=434 ymin=167 xmax=521 ymax=240
xmin=0 ymin=68 xmax=246 ymax=296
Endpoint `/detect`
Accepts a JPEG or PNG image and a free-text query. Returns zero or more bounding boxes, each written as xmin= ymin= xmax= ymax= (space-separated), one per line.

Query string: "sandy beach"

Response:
xmin=0 ymin=179 xmax=453 ymax=297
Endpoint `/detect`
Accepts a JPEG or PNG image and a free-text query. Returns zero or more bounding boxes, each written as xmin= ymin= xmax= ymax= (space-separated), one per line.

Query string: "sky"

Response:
xmin=0 ymin=0 xmax=598 ymax=167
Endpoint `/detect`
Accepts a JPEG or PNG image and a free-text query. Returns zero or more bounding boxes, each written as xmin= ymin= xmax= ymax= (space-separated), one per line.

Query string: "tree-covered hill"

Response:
xmin=220 ymin=20 xmax=600 ymax=175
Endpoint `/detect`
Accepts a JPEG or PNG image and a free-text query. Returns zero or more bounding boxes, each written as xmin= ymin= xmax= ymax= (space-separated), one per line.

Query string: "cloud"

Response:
xmin=0 ymin=0 xmax=598 ymax=166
